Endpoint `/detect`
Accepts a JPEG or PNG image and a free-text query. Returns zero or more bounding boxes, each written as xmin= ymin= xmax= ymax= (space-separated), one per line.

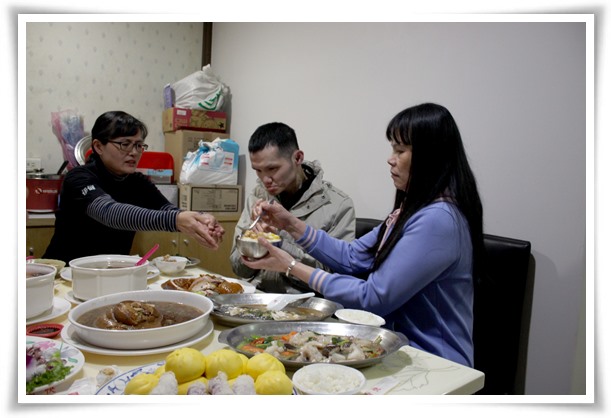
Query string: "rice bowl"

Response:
xmin=292 ymin=363 xmax=366 ymax=395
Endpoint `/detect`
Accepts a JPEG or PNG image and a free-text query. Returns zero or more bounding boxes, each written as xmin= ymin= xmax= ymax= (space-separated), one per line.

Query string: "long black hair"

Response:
xmin=372 ymin=103 xmax=484 ymax=280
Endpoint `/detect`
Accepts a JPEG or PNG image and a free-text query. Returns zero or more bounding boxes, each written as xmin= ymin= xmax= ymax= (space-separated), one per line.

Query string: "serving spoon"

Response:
xmin=266 ymin=292 xmax=315 ymax=311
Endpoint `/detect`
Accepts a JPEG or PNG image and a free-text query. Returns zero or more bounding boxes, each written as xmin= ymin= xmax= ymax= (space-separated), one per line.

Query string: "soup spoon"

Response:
xmin=136 ymin=243 xmax=159 ymax=266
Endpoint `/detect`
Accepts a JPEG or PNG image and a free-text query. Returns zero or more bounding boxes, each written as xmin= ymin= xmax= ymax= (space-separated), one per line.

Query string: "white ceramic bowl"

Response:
xmin=68 ymin=289 xmax=213 ymax=350
xmin=292 ymin=363 xmax=366 ymax=395
xmin=335 ymin=309 xmax=386 ymax=327
xmin=26 ymin=263 xmax=57 ymax=319
xmin=153 ymin=255 xmax=188 ymax=275
xmin=30 ymin=258 xmax=66 ymax=278
xmin=69 ymin=255 xmax=148 ymax=301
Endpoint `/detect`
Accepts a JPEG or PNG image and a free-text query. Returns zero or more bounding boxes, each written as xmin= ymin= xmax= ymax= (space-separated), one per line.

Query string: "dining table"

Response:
xmin=24 ymin=264 xmax=485 ymax=397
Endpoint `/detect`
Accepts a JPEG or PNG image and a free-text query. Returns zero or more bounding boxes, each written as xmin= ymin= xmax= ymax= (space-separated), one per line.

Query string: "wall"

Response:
xmin=210 ymin=22 xmax=588 ymax=395
xmin=25 ymin=22 xmax=204 ymax=172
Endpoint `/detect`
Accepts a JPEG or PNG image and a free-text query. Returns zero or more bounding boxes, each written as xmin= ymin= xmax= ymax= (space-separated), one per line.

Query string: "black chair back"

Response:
xmin=473 ymin=234 xmax=534 ymax=394
xmin=355 ymin=217 xmax=383 ymax=238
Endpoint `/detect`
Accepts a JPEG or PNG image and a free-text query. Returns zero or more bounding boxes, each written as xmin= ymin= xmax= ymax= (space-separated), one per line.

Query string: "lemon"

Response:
xmin=177 ymin=376 xmax=209 ymax=395
xmin=246 ymin=352 xmax=285 ymax=380
xmin=254 ymin=370 xmax=293 ymax=395
xmin=165 ymin=348 xmax=207 ymax=384
xmin=205 ymin=349 xmax=244 ymax=380
xmin=124 ymin=373 xmax=160 ymax=395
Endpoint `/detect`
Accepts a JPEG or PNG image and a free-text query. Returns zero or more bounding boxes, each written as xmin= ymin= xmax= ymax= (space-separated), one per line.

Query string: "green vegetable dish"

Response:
xmin=26 ymin=343 xmax=74 ymax=394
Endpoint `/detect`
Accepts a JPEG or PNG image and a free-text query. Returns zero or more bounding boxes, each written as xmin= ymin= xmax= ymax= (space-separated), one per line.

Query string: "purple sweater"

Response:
xmin=296 ymin=202 xmax=474 ymax=367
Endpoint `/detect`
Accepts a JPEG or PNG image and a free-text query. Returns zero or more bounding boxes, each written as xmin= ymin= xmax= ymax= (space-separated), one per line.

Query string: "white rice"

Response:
xmin=293 ymin=364 xmax=365 ymax=394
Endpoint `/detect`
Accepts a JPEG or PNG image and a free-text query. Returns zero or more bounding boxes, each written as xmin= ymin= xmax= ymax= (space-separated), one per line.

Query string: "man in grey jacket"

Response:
xmin=230 ymin=122 xmax=355 ymax=294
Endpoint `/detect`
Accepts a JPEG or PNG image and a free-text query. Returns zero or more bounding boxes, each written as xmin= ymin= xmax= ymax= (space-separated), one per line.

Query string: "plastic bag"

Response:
xmin=51 ymin=110 xmax=85 ymax=171
xmin=180 ymin=138 xmax=239 ymax=185
xmin=172 ymin=65 xmax=228 ymax=111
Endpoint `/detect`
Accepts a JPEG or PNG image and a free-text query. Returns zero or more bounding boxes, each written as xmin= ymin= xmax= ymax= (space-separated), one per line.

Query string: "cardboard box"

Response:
xmin=162 ymin=107 xmax=227 ymax=133
xmin=179 ymin=184 xmax=243 ymax=215
xmin=164 ymin=130 xmax=230 ymax=180
xmin=155 ymin=184 xmax=179 ymax=206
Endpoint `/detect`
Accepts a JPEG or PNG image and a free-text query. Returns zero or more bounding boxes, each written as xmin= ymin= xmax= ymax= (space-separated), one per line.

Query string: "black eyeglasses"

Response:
xmin=108 ymin=140 xmax=149 ymax=153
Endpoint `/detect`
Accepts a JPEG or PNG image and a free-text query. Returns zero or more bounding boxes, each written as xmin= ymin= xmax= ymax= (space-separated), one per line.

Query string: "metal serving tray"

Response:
xmin=217 ymin=321 xmax=409 ymax=369
xmin=210 ymin=293 xmax=342 ymax=326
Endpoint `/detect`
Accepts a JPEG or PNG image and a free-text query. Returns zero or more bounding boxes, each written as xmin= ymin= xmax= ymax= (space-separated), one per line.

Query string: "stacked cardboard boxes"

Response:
xmin=163 ymin=108 xmax=241 ymax=217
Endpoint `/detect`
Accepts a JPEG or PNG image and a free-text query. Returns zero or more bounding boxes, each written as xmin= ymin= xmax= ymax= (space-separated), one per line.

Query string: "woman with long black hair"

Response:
xmin=242 ymin=103 xmax=484 ymax=367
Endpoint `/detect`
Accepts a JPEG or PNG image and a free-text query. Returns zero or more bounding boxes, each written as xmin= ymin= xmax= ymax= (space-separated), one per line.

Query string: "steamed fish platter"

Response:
xmin=241 ymin=230 xmax=281 ymax=242
xmin=237 ymin=330 xmax=386 ymax=363
xmin=161 ymin=274 xmax=244 ymax=296
xmin=76 ymin=300 xmax=204 ymax=330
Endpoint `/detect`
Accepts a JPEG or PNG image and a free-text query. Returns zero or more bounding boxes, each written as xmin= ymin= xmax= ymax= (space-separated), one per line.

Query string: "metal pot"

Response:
xmin=26 ymin=172 xmax=63 ymax=212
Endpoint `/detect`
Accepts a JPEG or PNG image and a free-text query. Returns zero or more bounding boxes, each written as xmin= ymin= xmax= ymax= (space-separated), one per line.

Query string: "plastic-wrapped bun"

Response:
xmin=208 ymin=371 xmax=234 ymax=395
xmin=150 ymin=371 xmax=178 ymax=395
xmin=232 ymin=374 xmax=256 ymax=395
xmin=186 ymin=381 xmax=209 ymax=395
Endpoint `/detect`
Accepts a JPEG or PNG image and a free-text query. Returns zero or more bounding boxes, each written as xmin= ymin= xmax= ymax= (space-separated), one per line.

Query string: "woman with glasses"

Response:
xmin=241 ymin=103 xmax=484 ymax=367
xmin=43 ymin=110 xmax=225 ymax=263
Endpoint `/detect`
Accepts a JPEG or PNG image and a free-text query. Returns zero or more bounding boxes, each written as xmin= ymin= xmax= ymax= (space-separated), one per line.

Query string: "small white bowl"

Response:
xmin=292 ymin=363 xmax=366 ymax=395
xmin=69 ymin=255 xmax=148 ymax=301
xmin=26 ymin=263 xmax=57 ymax=319
xmin=68 ymin=289 xmax=213 ymax=350
xmin=153 ymin=255 xmax=188 ymax=275
xmin=335 ymin=309 xmax=386 ymax=327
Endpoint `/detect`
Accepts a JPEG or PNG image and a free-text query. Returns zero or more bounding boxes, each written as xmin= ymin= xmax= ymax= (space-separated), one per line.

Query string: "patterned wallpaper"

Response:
xmin=25 ymin=22 xmax=203 ymax=173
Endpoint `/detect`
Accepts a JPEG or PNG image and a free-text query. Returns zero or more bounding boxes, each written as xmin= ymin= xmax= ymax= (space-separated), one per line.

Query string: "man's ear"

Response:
xmin=293 ymin=150 xmax=304 ymax=165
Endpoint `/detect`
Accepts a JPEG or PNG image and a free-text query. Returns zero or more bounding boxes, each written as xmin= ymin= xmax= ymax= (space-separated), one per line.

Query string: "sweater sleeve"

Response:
xmin=302 ymin=205 xmax=465 ymax=316
xmin=87 ymin=194 xmax=179 ymax=231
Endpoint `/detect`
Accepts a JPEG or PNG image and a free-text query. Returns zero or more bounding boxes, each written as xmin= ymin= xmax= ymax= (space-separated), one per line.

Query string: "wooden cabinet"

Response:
xmin=26 ymin=216 xmax=56 ymax=257
xmin=130 ymin=218 xmax=238 ymax=277
xmin=25 ymin=215 xmax=238 ymax=277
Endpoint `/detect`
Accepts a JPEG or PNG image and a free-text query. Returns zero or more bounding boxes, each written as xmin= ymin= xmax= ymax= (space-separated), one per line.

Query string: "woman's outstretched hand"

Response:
xmin=177 ymin=211 xmax=225 ymax=250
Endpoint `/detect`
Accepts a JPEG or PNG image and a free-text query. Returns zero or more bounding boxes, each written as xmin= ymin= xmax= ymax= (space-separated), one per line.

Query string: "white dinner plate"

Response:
xmin=185 ymin=257 xmax=200 ymax=268
xmin=96 ymin=361 xmax=165 ymax=395
xmin=60 ymin=320 xmax=214 ymax=356
xmin=64 ymin=284 xmax=164 ymax=305
xmin=26 ymin=297 xmax=71 ymax=325
xmin=26 ymin=336 xmax=85 ymax=394
xmin=59 ymin=265 xmax=160 ymax=282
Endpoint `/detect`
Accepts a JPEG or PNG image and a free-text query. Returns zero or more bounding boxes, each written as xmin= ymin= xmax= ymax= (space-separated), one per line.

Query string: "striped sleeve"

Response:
xmin=87 ymin=194 xmax=178 ymax=231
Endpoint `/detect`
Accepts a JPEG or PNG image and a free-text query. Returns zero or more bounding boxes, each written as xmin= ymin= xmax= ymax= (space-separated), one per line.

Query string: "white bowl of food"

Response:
xmin=335 ymin=309 xmax=386 ymax=327
xmin=69 ymin=255 xmax=148 ymax=301
xmin=153 ymin=255 xmax=188 ymax=275
xmin=235 ymin=230 xmax=282 ymax=259
xmin=68 ymin=289 xmax=213 ymax=350
xmin=292 ymin=363 xmax=366 ymax=395
xmin=30 ymin=258 xmax=66 ymax=278
xmin=26 ymin=263 xmax=57 ymax=319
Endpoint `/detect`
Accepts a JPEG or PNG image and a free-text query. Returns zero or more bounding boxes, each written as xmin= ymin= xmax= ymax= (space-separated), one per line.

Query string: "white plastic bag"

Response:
xmin=180 ymin=138 xmax=239 ymax=185
xmin=171 ymin=65 xmax=228 ymax=111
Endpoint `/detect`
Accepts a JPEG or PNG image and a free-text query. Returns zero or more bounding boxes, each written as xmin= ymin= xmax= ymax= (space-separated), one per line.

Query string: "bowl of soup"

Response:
xmin=68 ymin=289 xmax=214 ymax=349
xmin=69 ymin=255 xmax=148 ymax=301
xmin=26 ymin=262 xmax=57 ymax=319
